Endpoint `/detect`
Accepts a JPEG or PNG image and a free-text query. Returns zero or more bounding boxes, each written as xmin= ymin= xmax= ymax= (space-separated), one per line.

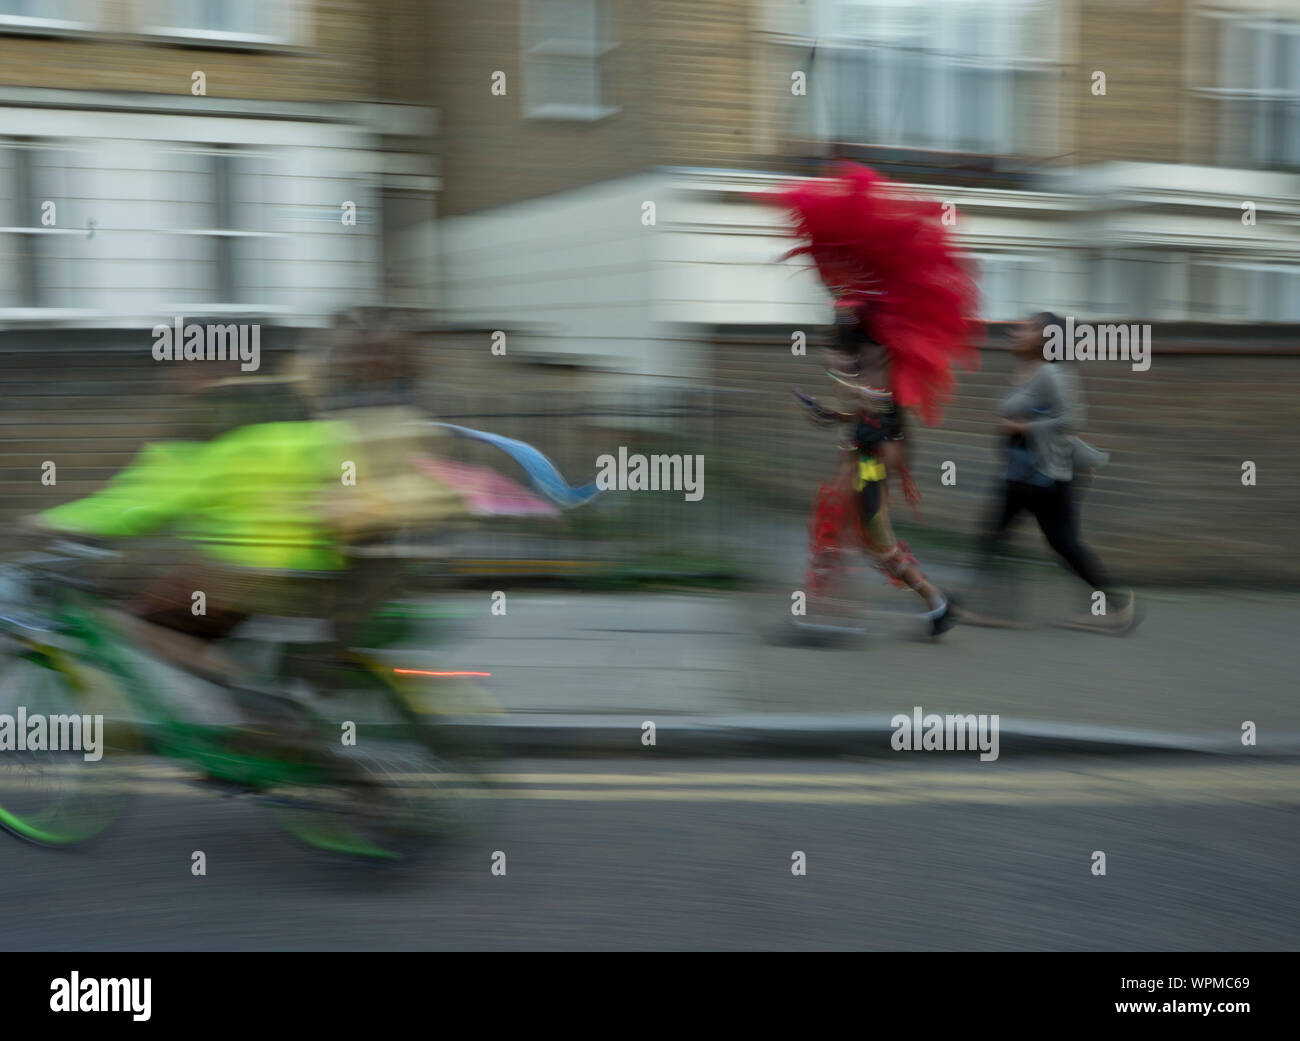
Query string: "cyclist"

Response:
xmin=23 ymin=361 xmax=347 ymax=684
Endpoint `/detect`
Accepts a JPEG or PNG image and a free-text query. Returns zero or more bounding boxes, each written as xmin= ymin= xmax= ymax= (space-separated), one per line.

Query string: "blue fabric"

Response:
xmin=1005 ymin=431 xmax=1054 ymax=487
xmin=433 ymin=423 xmax=603 ymax=508
xmin=1004 ymin=404 xmax=1054 ymax=487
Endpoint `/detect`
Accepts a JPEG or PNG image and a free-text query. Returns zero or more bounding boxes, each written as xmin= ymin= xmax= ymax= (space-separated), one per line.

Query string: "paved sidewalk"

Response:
xmin=402 ymin=588 xmax=1300 ymax=756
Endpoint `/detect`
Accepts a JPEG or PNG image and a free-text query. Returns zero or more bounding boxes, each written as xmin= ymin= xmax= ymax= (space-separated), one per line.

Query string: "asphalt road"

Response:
xmin=3 ymin=755 xmax=1297 ymax=951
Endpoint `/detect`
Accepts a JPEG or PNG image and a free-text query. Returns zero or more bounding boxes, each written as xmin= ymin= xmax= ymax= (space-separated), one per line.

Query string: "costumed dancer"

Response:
xmin=768 ymin=163 xmax=983 ymax=637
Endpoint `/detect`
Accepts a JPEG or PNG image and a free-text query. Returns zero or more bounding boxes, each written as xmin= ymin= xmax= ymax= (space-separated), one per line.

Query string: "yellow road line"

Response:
xmin=11 ymin=765 xmax=1300 ymax=786
xmin=456 ymin=766 xmax=1300 ymax=789
xmin=4 ymin=764 xmax=1297 ymax=805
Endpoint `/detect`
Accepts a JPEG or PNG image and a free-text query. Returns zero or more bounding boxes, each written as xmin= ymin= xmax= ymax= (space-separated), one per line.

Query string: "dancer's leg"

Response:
xmin=859 ymin=481 xmax=945 ymax=615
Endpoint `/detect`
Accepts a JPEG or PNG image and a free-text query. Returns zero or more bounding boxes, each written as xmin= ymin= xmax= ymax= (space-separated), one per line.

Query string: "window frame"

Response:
xmin=133 ymin=0 xmax=307 ymax=52
xmin=811 ymin=0 xmax=1057 ymax=158
xmin=1193 ymin=12 xmax=1300 ymax=171
xmin=521 ymin=0 xmax=620 ymax=122
xmin=969 ymin=251 xmax=1051 ymax=322
xmin=0 ymin=0 xmax=101 ymax=38
xmin=160 ymin=142 xmax=278 ymax=310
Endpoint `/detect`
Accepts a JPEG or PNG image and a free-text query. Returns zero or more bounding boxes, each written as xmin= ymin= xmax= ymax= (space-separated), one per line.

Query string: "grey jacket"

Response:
xmin=999 ymin=363 xmax=1088 ymax=482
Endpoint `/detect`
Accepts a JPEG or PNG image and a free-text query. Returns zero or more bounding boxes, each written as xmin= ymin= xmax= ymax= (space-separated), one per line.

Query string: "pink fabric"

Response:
xmin=414 ymin=456 xmax=561 ymax=518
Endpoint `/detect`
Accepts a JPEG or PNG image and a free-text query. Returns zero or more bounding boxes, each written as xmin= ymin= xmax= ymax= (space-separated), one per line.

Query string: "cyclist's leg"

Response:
xmin=120 ymin=564 xmax=248 ymax=682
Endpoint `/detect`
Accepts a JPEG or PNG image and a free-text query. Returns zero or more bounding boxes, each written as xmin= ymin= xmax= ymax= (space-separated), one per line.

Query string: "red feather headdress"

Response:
xmin=767 ymin=162 xmax=983 ymax=423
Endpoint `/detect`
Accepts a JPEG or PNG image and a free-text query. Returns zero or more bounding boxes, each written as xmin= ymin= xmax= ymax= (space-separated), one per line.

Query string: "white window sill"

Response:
xmin=135 ymin=27 xmax=297 ymax=53
xmin=0 ymin=227 xmax=281 ymax=238
xmin=527 ymin=39 xmax=618 ymax=59
xmin=525 ymin=103 xmax=620 ymax=122
xmin=0 ymin=16 xmax=100 ymax=39
xmin=162 ymin=228 xmax=280 ymax=238
xmin=0 ymin=305 xmax=292 ymax=326
xmin=0 ymin=226 xmax=91 ymax=235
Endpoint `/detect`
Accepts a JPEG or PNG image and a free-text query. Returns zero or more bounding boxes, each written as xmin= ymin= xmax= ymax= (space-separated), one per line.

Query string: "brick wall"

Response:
xmin=5 ymin=327 xmax=1297 ymax=585
xmin=431 ymin=0 xmax=656 ymax=216
xmin=647 ymin=0 xmax=758 ymax=168
xmin=0 ymin=1 xmax=381 ymax=102
xmin=1074 ymin=1 xmax=1189 ymax=163
xmin=0 ymin=328 xmax=635 ymax=528
xmin=432 ymin=0 xmax=770 ymax=216
xmin=709 ymin=328 xmax=1300 ymax=585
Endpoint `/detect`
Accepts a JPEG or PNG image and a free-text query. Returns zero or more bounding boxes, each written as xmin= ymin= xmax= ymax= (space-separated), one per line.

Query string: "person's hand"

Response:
xmin=794 ymin=388 xmax=843 ymax=426
xmin=1002 ymin=418 xmax=1029 ymax=435
xmin=901 ymin=472 xmax=922 ymax=514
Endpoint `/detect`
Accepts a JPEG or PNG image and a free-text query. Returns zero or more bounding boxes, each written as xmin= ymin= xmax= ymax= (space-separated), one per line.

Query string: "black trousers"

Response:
xmin=983 ymin=480 xmax=1111 ymax=593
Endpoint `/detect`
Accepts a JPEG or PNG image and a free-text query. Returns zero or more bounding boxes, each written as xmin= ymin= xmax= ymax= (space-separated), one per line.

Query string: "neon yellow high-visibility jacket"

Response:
xmin=43 ymin=420 xmax=350 ymax=572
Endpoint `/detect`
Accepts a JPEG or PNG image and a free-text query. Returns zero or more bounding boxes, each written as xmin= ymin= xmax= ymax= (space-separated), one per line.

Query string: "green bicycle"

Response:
xmin=0 ymin=540 xmax=498 ymax=861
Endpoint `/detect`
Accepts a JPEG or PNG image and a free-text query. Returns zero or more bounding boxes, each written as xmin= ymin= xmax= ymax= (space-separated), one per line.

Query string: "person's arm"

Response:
xmin=1001 ymin=367 xmax=1083 ymax=436
xmin=38 ymin=441 xmax=205 ymax=537
xmin=880 ymin=411 xmax=921 ymax=512
xmin=881 ymin=439 xmax=919 ymax=507
xmin=1026 ymin=366 xmax=1084 ymax=434
xmin=998 ymin=378 xmax=1039 ymax=420
xmin=793 ymin=388 xmax=855 ymax=426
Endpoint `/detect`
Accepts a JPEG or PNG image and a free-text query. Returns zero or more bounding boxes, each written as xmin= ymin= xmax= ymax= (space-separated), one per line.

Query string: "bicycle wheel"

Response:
xmin=0 ymin=650 xmax=136 ymax=846
xmin=266 ymin=741 xmax=481 ymax=862
xmin=265 ymin=654 xmax=497 ymax=858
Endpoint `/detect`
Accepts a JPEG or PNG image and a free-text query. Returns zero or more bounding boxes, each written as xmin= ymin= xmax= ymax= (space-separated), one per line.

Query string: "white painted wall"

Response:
xmin=435 ymin=162 xmax=1300 ymax=382
xmin=657 ymin=165 xmax=1300 ymax=325
xmin=653 ymin=170 xmax=1085 ymax=326
xmin=438 ymin=171 xmax=664 ymax=376
xmin=654 ymin=190 xmax=828 ymax=328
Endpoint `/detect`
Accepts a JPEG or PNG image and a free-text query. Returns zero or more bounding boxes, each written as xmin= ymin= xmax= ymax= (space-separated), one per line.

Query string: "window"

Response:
xmin=523 ymin=0 xmax=618 ymax=120
xmin=1196 ymin=261 xmax=1300 ymax=322
xmin=138 ymin=0 xmax=300 ymax=47
xmin=0 ymin=128 xmax=390 ymax=322
xmin=0 ymin=0 xmax=98 ymax=34
xmin=0 ymin=140 xmax=275 ymax=315
xmin=162 ymin=145 xmax=272 ymax=307
xmin=814 ymin=0 xmax=1056 ymax=156
xmin=0 ymin=141 xmax=85 ymax=310
xmin=1097 ymin=251 xmax=1181 ymax=320
xmin=972 ymin=253 xmax=1048 ymax=320
xmin=1210 ymin=18 xmax=1300 ymax=170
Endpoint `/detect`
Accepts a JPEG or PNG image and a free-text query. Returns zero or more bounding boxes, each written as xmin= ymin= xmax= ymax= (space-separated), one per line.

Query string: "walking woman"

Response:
xmin=976 ymin=312 xmax=1136 ymax=633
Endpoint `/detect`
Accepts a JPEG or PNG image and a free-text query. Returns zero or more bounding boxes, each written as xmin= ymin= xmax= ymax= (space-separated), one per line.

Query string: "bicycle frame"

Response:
xmin=5 ymin=585 xmax=331 ymax=792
